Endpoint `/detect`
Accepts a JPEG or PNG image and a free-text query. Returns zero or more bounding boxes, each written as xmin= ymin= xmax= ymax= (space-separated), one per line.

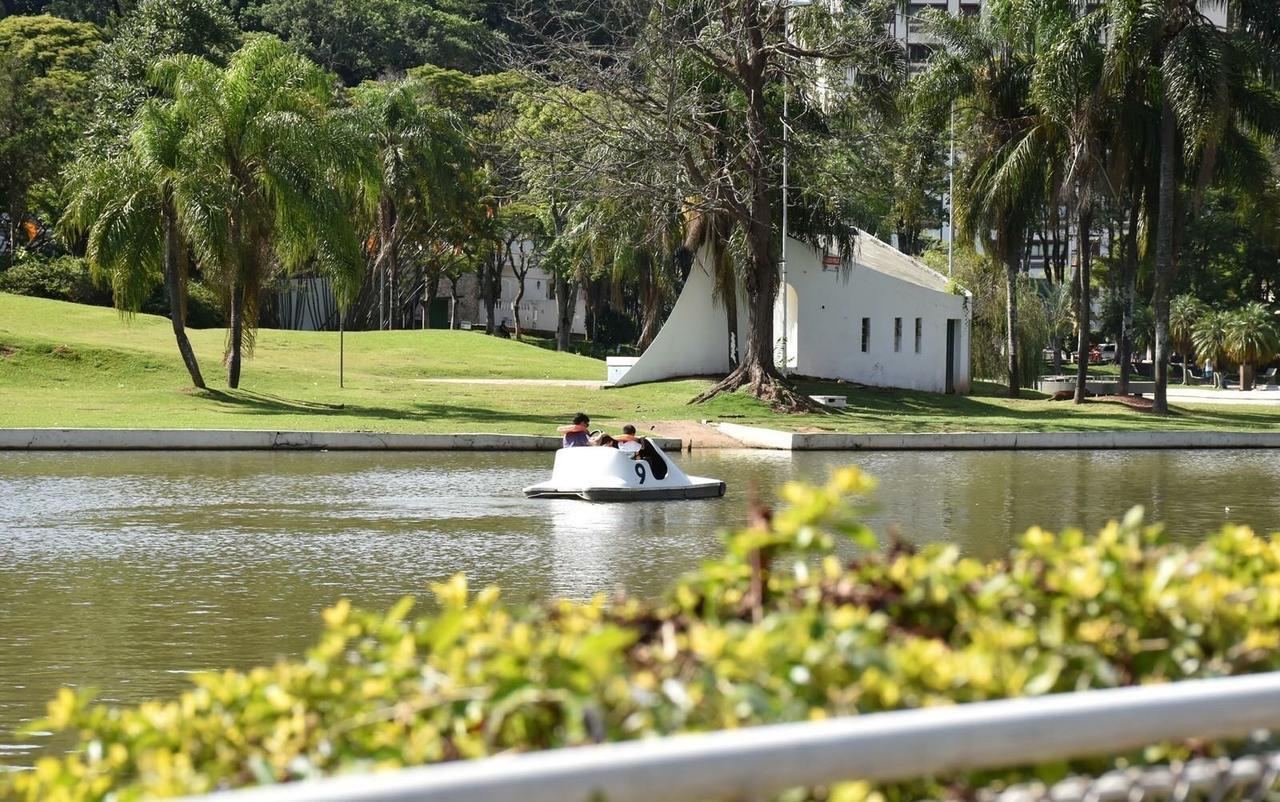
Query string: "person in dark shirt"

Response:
xmin=557 ymin=412 xmax=591 ymax=447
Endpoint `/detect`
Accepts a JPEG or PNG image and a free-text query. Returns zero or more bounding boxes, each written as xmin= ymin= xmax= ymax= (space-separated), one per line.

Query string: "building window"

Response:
xmin=915 ymin=318 xmax=923 ymax=353
xmin=861 ymin=318 xmax=871 ymax=353
xmin=894 ymin=318 xmax=903 ymax=353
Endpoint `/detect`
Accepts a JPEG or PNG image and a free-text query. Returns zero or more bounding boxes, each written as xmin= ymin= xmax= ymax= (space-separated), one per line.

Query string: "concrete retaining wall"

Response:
xmin=0 ymin=429 xmax=684 ymax=452
xmin=716 ymin=423 xmax=1280 ymax=451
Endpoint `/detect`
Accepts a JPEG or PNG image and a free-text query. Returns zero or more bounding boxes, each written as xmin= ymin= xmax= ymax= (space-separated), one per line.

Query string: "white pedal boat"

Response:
xmin=523 ymin=441 xmax=726 ymax=502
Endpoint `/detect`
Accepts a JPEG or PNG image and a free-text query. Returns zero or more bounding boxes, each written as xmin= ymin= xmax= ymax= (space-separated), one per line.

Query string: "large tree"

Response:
xmin=62 ymin=100 xmax=223 ymax=388
xmin=153 ymin=35 xmax=367 ymax=388
xmin=347 ymin=77 xmax=474 ymax=330
xmin=0 ymin=14 xmax=100 ymax=265
xmin=1034 ymin=3 xmax=1111 ymax=404
xmin=507 ymin=0 xmax=899 ymax=406
xmin=916 ymin=3 xmax=1056 ymax=398
xmin=1107 ymin=0 xmax=1280 ymax=413
xmin=243 ymin=0 xmax=493 ymax=85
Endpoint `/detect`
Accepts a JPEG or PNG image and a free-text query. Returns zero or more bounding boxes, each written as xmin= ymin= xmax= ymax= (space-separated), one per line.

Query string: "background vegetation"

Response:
xmin=4 ymin=0 xmax=1274 ymax=410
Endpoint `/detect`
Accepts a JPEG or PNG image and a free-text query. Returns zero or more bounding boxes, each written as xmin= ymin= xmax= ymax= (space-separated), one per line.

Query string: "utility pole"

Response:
xmin=778 ymin=0 xmax=813 ymax=375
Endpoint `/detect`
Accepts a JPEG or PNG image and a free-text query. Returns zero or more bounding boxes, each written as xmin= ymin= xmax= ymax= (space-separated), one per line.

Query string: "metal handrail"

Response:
xmin=180 ymin=672 xmax=1280 ymax=802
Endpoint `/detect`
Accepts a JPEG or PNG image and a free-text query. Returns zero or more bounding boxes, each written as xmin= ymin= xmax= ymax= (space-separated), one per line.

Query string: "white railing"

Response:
xmin=180 ymin=672 xmax=1280 ymax=802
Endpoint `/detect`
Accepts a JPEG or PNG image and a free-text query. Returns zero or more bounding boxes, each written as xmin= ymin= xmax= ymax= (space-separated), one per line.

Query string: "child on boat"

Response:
xmin=615 ymin=424 xmax=643 ymax=453
xmin=557 ymin=412 xmax=591 ymax=447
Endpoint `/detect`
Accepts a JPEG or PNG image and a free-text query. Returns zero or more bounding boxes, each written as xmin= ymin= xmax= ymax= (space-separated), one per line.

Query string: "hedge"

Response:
xmin=5 ymin=468 xmax=1279 ymax=801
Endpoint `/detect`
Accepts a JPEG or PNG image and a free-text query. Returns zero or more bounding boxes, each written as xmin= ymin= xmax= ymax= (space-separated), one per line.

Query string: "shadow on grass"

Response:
xmin=787 ymin=379 xmax=1280 ymax=432
xmin=196 ymin=388 xmax=562 ymax=430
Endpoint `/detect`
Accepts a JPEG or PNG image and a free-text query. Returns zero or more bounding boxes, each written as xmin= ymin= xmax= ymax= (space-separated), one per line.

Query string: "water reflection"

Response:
xmin=3 ymin=447 xmax=1280 ymax=765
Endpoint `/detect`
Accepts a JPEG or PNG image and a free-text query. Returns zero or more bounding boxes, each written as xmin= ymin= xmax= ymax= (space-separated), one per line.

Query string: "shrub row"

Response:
xmin=0 ymin=255 xmax=225 ymax=328
xmin=6 ymin=469 xmax=1279 ymax=801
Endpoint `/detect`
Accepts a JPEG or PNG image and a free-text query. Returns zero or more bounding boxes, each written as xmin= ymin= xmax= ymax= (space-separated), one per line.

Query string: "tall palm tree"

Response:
xmin=1168 ymin=294 xmax=1205 ymax=384
xmin=1106 ymin=0 xmax=1280 ymax=413
xmin=1034 ymin=3 xmax=1109 ymax=404
xmin=1224 ymin=302 xmax=1280 ymax=391
xmin=154 ymin=36 xmax=366 ymax=388
xmin=62 ymin=99 xmax=222 ymax=389
xmin=348 ymin=78 xmax=472 ymax=331
xmin=916 ymin=4 xmax=1055 ymax=398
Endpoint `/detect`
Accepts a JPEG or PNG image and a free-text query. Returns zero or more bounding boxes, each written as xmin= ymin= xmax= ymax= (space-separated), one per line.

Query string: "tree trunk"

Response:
xmin=554 ymin=273 xmax=574 ymax=351
xmin=1119 ymin=192 xmax=1139 ymax=397
xmin=227 ymin=281 xmax=245 ymax=389
xmin=693 ymin=27 xmax=811 ymax=409
xmin=512 ymin=275 xmax=525 ymax=339
xmin=1241 ymin=363 xmax=1254 ymax=392
xmin=6 ymin=198 xmax=16 ymax=271
xmin=162 ymin=192 xmax=205 ymax=389
xmin=482 ymin=248 xmax=500 ymax=335
xmin=449 ymin=277 xmax=461 ymax=329
xmin=1073 ymin=210 xmax=1093 ymax=404
xmin=1053 ymin=335 xmax=1062 ymax=375
xmin=1005 ymin=256 xmax=1019 ymax=398
xmin=1152 ymin=89 xmax=1178 ymax=415
xmin=423 ymin=271 xmax=440 ymax=329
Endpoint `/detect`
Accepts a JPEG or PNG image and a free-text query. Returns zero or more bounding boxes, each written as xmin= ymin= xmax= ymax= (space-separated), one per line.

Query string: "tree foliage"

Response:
xmin=0 ymin=14 xmax=100 ymax=248
xmin=82 ymin=0 xmax=241 ymax=148
xmin=242 ymin=0 xmax=493 ymax=85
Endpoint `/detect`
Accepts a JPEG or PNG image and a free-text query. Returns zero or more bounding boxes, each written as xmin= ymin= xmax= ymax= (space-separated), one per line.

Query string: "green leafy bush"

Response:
xmin=0 ymin=256 xmax=110 ymax=305
xmin=6 ymin=469 xmax=1280 ymax=801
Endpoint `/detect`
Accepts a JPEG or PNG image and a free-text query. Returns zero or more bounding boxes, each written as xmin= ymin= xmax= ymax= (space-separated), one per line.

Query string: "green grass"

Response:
xmin=2 ymin=292 xmax=1278 ymax=436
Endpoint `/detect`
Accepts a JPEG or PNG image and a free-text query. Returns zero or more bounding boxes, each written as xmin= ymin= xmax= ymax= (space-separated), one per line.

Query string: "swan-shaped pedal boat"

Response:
xmin=523 ymin=440 xmax=726 ymax=502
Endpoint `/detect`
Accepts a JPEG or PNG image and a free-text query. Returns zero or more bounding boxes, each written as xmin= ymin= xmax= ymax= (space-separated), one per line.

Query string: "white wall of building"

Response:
xmin=454 ymin=261 xmax=587 ymax=336
xmin=610 ymin=255 xmax=750 ymax=386
xmin=615 ymin=232 xmax=972 ymax=394
xmin=778 ymin=237 xmax=970 ymax=393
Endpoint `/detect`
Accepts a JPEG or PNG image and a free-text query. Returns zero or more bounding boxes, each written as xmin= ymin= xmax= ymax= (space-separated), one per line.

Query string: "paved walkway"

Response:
xmin=1167 ymin=386 xmax=1280 ymax=406
xmin=413 ymin=378 xmax=606 ymax=388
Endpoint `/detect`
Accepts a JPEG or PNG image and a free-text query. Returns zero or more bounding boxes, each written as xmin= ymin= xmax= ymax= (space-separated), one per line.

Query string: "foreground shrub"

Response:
xmin=6 ymin=469 xmax=1280 ymax=801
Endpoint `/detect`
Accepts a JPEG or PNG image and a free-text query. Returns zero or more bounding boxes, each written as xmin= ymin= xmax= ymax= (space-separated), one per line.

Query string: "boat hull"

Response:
xmin=524 ymin=479 xmax=726 ymax=502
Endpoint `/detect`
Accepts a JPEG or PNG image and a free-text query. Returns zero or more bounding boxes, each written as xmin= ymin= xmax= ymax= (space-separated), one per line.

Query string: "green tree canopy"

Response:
xmin=0 ymin=14 xmax=101 ymax=257
xmin=152 ymin=34 xmax=369 ymax=387
xmin=242 ymin=0 xmax=493 ymax=85
xmin=83 ymin=0 xmax=241 ymax=148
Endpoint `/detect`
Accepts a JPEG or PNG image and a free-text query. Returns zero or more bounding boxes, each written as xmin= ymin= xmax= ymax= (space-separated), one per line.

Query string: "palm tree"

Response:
xmin=1191 ymin=308 xmax=1230 ymax=389
xmin=915 ymin=4 xmax=1054 ymax=398
xmin=62 ymin=100 xmax=220 ymax=389
xmin=1224 ymin=302 xmax=1280 ymax=391
xmin=1168 ymin=294 xmax=1205 ymax=384
xmin=1034 ymin=4 xmax=1109 ymax=404
xmin=1106 ymin=0 xmax=1280 ymax=413
xmin=154 ymin=36 xmax=366 ymax=388
xmin=348 ymin=78 xmax=472 ymax=331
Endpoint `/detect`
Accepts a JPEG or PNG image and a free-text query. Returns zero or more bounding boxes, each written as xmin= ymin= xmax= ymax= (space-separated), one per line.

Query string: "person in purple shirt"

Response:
xmin=557 ymin=412 xmax=592 ymax=447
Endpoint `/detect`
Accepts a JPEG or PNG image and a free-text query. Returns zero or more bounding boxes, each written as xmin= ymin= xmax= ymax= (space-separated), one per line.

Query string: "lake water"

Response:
xmin=3 ymin=448 xmax=1279 ymax=765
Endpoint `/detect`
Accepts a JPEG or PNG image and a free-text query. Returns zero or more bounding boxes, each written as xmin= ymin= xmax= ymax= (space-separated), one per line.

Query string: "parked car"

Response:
xmin=1088 ymin=346 xmax=1102 ymax=364
xmin=1098 ymin=343 xmax=1117 ymax=364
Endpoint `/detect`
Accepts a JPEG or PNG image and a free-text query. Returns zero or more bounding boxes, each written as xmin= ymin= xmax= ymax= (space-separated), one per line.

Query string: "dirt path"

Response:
xmin=642 ymin=420 xmax=747 ymax=449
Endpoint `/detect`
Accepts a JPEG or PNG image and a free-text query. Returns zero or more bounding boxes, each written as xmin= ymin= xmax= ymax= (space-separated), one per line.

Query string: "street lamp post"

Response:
xmin=777 ymin=0 xmax=812 ymax=375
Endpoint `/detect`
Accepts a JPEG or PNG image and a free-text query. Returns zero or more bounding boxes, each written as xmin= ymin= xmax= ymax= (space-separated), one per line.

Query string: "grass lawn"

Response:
xmin=2 ymin=292 xmax=1278 ymax=436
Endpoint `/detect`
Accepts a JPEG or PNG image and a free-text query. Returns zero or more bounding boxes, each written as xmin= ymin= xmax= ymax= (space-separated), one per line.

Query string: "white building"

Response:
xmin=613 ymin=231 xmax=972 ymax=394
xmin=452 ymin=256 xmax=588 ymax=336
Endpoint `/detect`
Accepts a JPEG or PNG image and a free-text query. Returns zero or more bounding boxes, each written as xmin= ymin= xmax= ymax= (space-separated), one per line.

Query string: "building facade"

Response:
xmin=614 ymin=231 xmax=972 ymax=394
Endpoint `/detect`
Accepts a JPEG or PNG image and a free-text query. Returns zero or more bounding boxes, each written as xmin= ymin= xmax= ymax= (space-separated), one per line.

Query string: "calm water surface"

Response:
xmin=2 ymin=448 xmax=1279 ymax=764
